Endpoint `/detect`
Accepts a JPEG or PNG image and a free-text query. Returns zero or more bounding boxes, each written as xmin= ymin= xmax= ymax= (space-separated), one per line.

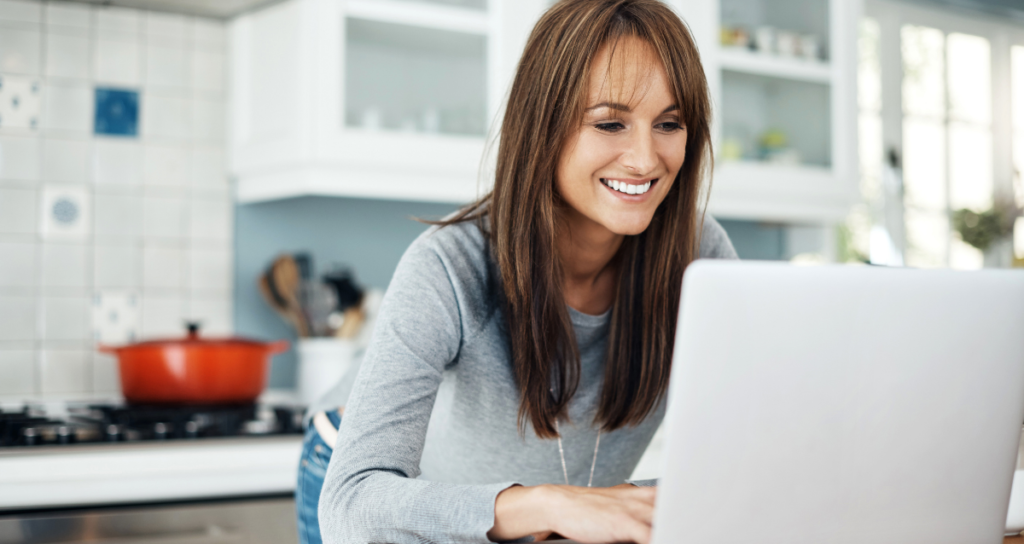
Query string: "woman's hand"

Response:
xmin=546 ymin=483 xmax=656 ymax=544
xmin=488 ymin=483 xmax=656 ymax=544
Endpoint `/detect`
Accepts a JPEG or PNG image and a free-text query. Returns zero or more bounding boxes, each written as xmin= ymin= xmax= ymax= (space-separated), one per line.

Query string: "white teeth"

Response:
xmin=603 ymin=179 xmax=654 ymax=195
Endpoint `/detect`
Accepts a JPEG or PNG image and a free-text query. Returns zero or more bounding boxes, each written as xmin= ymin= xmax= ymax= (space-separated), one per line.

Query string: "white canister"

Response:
xmin=297 ymin=338 xmax=360 ymax=405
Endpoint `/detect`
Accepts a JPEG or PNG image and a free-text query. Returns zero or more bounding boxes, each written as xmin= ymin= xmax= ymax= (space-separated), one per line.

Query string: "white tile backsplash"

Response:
xmin=141 ymin=294 xmax=184 ymax=337
xmin=0 ymin=186 xmax=36 ymax=234
xmin=93 ymin=38 xmax=140 ymax=85
xmin=188 ymin=297 xmax=231 ymax=335
xmin=191 ymin=50 xmax=224 ymax=94
xmin=190 ymin=198 xmax=230 ymax=242
xmin=0 ymin=349 xmax=35 ymax=395
xmin=142 ymin=244 xmax=183 ymax=290
xmin=95 ymin=6 xmax=140 ymax=39
xmin=144 ymin=11 xmax=186 ymax=45
xmin=191 ymin=18 xmax=225 ymax=49
xmin=45 ymin=2 xmax=91 ymax=28
xmin=40 ymin=183 xmax=90 ymax=240
xmin=42 ymin=295 xmax=89 ymax=340
xmin=92 ymin=352 xmax=119 ymax=393
xmin=191 ymin=97 xmax=223 ymax=143
xmin=93 ymin=193 xmax=142 ymax=239
xmin=0 ymin=0 xmax=42 ymax=24
xmin=143 ymin=144 xmax=188 ymax=187
xmin=93 ymin=139 xmax=142 ymax=186
xmin=0 ymin=26 xmax=42 ymax=75
xmin=189 ymin=246 xmax=230 ymax=292
xmin=0 ymin=134 xmax=40 ymax=181
xmin=0 ymin=73 xmax=42 ymax=129
xmin=41 ymin=81 xmax=91 ymax=133
xmin=0 ymin=241 xmax=36 ymax=287
xmin=190 ymin=147 xmax=225 ymax=191
xmin=142 ymin=195 xmax=185 ymax=239
xmin=142 ymin=93 xmax=189 ymax=140
xmin=0 ymin=4 xmax=231 ymax=398
xmin=41 ymin=137 xmax=89 ymax=182
xmin=145 ymin=44 xmax=188 ymax=90
xmin=45 ymin=32 xmax=90 ymax=80
xmin=0 ymin=295 xmax=35 ymax=340
xmin=39 ymin=349 xmax=89 ymax=394
xmin=41 ymin=242 xmax=87 ymax=288
xmin=94 ymin=243 xmax=140 ymax=288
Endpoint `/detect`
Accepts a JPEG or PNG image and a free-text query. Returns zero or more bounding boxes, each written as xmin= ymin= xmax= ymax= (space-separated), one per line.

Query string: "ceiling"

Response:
xmin=61 ymin=0 xmax=284 ymax=19
xmin=61 ymin=0 xmax=1024 ymax=22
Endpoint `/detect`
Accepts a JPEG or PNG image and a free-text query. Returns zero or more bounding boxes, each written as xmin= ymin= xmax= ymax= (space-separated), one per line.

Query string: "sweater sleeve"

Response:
xmin=318 ymin=233 xmax=517 ymax=544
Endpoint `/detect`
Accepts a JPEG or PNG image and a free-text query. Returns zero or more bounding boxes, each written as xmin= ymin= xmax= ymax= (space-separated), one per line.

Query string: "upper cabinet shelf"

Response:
xmin=229 ymin=0 xmax=548 ymax=205
xmin=718 ymin=47 xmax=832 ymax=83
xmin=671 ymin=0 xmax=861 ymax=223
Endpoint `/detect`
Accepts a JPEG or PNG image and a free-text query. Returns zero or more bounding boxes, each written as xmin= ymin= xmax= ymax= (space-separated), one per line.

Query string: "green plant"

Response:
xmin=952 ymin=199 xmax=1020 ymax=252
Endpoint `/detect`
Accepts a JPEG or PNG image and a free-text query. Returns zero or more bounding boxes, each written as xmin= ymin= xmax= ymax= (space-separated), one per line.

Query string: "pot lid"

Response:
xmin=107 ymin=322 xmax=283 ymax=350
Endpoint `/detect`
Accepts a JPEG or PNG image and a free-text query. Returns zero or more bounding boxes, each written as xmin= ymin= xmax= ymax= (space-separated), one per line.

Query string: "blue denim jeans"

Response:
xmin=295 ymin=411 xmax=340 ymax=544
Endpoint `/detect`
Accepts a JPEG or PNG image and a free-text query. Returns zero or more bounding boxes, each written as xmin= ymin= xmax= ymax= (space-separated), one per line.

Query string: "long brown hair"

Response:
xmin=439 ymin=0 xmax=712 ymax=438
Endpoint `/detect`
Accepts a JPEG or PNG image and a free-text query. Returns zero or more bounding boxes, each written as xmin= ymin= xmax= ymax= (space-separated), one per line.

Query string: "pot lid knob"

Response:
xmin=186 ymin=321 xmax=201 ymax=340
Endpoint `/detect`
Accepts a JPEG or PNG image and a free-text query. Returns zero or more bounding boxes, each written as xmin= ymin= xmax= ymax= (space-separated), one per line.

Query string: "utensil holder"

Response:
xmin=296 ymin=338 xmax=360 ymax=404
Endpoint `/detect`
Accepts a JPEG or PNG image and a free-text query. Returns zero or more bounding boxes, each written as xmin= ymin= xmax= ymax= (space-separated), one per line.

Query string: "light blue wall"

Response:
xmin=234 ymin=198 xmax=785 ymax=388
xmin=234 ymin=197 xmax=458 ymax=388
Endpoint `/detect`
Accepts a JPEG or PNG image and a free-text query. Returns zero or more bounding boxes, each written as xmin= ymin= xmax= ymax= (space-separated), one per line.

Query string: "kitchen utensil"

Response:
xmin=98 ymin=322 xmax=288 ymax=404
xmin=334 ymin=307 xmax=365 ymax=339
xmin=258 ymin=254 xmax=310 ymax=337
xmin=301 ymin=281 xmax=339 ymax=337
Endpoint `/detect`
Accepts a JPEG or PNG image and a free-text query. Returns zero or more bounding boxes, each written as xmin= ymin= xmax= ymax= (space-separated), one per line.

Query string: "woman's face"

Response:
xmin=556 ymin=37 xmax=687 ymax=237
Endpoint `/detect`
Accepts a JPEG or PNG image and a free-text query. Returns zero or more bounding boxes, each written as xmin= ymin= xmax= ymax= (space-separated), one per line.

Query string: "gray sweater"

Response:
xmin=318 ymin=216 xmax=737 ymax=544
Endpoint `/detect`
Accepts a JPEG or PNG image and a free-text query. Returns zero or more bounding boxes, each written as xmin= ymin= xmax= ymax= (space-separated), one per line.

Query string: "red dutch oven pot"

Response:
xmin=98 ymin=323 xmax=289 ymax=404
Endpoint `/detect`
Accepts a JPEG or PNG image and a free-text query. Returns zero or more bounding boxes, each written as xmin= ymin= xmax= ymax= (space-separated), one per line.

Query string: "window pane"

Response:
xmin=950 ymin=237 xmax=983 ymax=270
xmin=1013 ymin=46 xmax=1024 ymax=132
xmin=902 ymin=25 xmax=945 ymax=118
xmin=903 ymin=117 xmax=947 ymax=211
xmin=905 ymin=208 xmax=948 ymax=268
xmin=947 ymin=33 xmax=991 ymax=124
xmin=859 ymin=18 xmax=882 ymax=112
xmin=949 ymin=122 xmax=992 ymax=212
xmin=859 ymin=113 xmax=883 ymax=201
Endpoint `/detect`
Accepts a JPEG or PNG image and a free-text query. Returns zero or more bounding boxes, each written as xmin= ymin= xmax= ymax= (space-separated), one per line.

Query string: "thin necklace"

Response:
xmin=555 ymin=419 xmax=601 ymax=487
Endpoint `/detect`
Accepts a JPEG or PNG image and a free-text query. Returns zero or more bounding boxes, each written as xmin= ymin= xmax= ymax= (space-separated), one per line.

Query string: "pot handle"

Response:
xmin=267 ymin=340 xmax=290 ymax=355
xmin=96 ymin=344 xmax=119 ymax=355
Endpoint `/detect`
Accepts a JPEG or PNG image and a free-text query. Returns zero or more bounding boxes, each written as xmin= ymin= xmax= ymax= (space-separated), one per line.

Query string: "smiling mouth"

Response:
xmin=600 ymin=178 xmax=657 ymax=196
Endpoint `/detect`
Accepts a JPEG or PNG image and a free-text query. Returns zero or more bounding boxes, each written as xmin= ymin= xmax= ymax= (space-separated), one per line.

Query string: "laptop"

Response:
xmin=557 ymin=261 xmax=1024 ymax=543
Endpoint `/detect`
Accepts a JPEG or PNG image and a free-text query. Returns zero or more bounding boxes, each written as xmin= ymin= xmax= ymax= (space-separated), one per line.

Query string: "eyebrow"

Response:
xmin=585 ymin=102 xmax=679 ymax=114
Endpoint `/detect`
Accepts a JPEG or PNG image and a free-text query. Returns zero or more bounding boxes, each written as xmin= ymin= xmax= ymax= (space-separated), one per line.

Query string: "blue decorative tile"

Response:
xmin=94 ymin=88 xmax=139 ymax=137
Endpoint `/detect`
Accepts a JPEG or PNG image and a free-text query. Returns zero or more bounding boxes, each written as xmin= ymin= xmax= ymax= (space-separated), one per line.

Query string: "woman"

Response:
xmin=297 ymin=1 xmax=737 ymax=542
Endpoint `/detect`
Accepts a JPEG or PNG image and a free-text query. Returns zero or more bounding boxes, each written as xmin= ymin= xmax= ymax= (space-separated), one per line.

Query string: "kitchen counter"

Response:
xmin=0 ymin=435 xmax=302 ymax=511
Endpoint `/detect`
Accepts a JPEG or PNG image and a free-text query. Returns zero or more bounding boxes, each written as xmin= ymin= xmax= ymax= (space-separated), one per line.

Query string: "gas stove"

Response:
xmin=0 ymin=401 xmax=305 ymax=449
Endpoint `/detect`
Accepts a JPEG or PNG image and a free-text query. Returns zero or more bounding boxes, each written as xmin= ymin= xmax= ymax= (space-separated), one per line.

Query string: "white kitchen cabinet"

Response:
xmin=670 ymin=0 xmax=862 ymax=224
xmin=231 ymin=0 xmax=861 ymax=224
xmin=229 ymin=0 xmax=546 ymax=204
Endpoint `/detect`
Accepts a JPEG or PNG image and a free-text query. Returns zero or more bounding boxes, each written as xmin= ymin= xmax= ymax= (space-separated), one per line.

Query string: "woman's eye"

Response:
xmin=595 ymin=122 xmax=625 ymax=133
xmin=657 ymin=122 xmax=682 ymax=132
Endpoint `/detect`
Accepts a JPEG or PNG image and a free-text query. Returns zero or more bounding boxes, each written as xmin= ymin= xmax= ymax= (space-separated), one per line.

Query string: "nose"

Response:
xmin=619 ymin=128 xmax=659 ymax=176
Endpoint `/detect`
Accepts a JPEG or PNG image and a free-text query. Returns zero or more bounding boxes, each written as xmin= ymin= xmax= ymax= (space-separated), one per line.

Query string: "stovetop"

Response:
xmin=0 ymin=401 xmax=306 ymax=448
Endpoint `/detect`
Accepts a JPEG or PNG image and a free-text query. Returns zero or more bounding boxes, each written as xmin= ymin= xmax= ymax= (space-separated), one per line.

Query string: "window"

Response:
xmin=858 ymin=1 xmax=1022 ymax=269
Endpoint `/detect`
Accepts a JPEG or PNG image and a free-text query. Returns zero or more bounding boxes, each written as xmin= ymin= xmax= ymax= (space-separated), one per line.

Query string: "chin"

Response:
xmin=604 ymin=214 xmax=656 ymax=236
